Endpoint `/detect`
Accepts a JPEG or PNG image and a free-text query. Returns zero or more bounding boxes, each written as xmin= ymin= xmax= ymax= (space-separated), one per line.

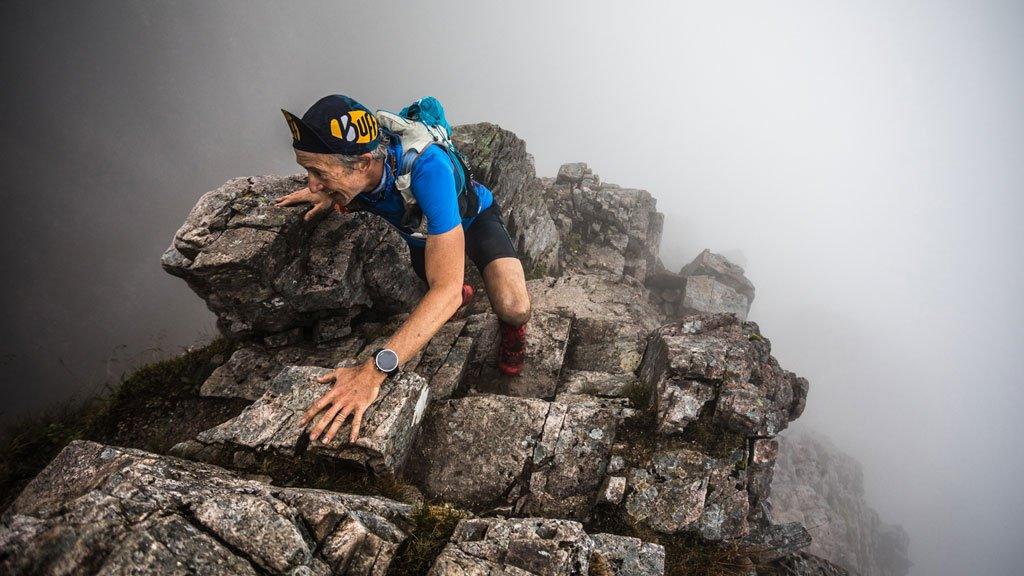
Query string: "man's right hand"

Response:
xmin=275 ymin=187 xmax=335 ymax=221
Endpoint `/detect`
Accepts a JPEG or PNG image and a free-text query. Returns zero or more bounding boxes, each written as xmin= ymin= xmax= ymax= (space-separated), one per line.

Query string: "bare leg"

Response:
xmin=482 ymin=256 xmax=531 ymax=326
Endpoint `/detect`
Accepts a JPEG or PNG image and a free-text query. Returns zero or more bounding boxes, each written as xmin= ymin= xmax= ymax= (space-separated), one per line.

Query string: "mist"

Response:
xmin=2 ymin=1 xmax=1022 ymax=574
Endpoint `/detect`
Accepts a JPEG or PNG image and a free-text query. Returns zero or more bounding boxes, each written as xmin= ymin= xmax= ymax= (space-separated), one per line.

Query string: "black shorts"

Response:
xmin=408 ymin=199 xmax=519 ymax=283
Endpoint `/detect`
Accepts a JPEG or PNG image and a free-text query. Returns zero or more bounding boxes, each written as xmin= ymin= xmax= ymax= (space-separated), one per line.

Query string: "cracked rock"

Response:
xmin=179 ymin=365 xmax=430 ymax=474
xmin=161 ymin=174 xmax=423 ymax=338
xmin=0 ymin=441 xmax=412 ymax=575
xmin=428 ymin=516 xmax=664 ymax=576
xmin=408 ymin=393 xmax=617 ymax=519
xmin=639 ymin=313 xmax=807 ymax=438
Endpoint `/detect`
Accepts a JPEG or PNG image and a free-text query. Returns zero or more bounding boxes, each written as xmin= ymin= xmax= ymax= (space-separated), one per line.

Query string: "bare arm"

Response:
xmin=301 ymin=225 xmax=466 ymax=443
xmin=380 ymin=225 xmax=466 ymax=365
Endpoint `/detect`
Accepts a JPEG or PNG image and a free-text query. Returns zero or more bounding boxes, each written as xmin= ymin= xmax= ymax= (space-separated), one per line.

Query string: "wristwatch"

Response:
xmin=372 ymin=348 xmax=400 ymax=378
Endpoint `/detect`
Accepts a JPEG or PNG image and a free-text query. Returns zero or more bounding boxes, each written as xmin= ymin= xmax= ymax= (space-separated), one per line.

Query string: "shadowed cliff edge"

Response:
xmin=0 ymin=123 xmax=907 ymax=576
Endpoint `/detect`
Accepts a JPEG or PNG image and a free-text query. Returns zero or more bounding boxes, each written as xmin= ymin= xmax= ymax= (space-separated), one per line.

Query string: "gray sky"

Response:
xmin=2 ymin=1 xmax=1022 ymax=574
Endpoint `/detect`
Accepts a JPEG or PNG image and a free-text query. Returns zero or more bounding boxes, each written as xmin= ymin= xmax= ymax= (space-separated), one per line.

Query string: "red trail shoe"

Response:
xmin=497 ymin=320 xmax=527 ymax=377
xmin=459 ymin=283 xmax=475 ymax=309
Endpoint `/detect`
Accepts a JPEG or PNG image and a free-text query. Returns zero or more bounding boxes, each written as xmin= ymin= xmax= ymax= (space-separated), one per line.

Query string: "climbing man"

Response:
xmin=276 ymin=94 xmax=531 ymax=445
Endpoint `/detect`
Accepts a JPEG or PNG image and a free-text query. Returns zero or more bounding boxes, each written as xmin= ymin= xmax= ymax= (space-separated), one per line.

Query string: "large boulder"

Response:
xmin=161 ymin=174 xmax=423 ymax=339
xmin=647 ymin=249 xmax=756 ymax=320
xmin=407 ymin=393 xmax=619 ymax=520
xmin=0 ymin=441 xmax=414 ymax=575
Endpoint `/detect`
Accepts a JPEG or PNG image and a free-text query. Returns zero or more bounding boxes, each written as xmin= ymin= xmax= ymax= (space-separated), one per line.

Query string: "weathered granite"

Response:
xmin=638 ymin=313 xmax=807 ymax=438
xmin=428 ymin=516 xmax=664 ymax=576
xmin=177 ymin=365 xmax=430 ymax=474
xmin=161 ymin=175 xmax=423 ymax=338
xmin=408 ymin=393 xmax=617 ymax=520
xmin=0 ymin=441 xmax=412 ymax=575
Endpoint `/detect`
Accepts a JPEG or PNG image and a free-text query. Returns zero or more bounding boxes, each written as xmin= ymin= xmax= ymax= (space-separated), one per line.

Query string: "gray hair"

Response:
xmin=331 ymin=130 xmax=391 ymax=169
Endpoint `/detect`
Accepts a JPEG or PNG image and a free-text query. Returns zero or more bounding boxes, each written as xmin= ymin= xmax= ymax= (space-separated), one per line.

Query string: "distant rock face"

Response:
xmin=773 ymin=430 xmax=912 ymax=576
xmin=0 ymin=441 xmax=414 ymax=575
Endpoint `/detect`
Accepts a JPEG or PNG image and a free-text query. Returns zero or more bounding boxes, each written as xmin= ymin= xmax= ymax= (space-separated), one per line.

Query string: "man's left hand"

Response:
xmin=300 ymin=363 xmax=385 ymax=444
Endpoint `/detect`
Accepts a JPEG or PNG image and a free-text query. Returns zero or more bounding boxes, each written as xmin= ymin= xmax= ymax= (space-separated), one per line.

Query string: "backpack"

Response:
xmin=355 ymin=96 xmax=480 ymax=232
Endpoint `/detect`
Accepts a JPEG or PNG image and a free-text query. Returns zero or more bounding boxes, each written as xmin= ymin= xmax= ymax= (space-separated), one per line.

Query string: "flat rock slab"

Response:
xmin=428 ymin=516 xmax=665 ymax=576
xmin=179 ymin=365 xmax=430 ymax=474
xmin=408 ymin=393 xmax=617 ymax=519
xmin=201 ymin=336 xmax=365 ymax=401
xmin=0 ymin=440 xmax=413 ymax=575
xmin=527 ymin=274 xmax=664 ymax=332
xmin=463 ymin=312 xmax=571 ymax=399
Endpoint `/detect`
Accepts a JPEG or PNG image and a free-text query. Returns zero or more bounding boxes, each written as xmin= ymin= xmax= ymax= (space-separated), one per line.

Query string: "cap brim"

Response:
xmin=281 ymin=108 xmax=337 ymax=154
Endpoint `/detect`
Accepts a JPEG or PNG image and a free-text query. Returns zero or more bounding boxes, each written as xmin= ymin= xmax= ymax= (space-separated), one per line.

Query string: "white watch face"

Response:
xmin=375 ymin=349 xmax=399 ymax=373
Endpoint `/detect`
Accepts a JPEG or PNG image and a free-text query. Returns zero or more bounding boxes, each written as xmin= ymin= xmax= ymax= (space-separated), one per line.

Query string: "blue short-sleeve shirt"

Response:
xmin=354 ymin=138 xmax=494 ymax=248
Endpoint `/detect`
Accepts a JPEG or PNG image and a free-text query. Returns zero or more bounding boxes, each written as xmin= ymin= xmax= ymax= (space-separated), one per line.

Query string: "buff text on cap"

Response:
xmin=281 ymin=94 xmax=380 ymax=155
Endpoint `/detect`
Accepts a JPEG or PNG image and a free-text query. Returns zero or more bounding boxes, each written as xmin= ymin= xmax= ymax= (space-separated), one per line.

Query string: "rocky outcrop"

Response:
xmin=772 ymin=430 xmax=912 ymax=576
xmin=452 ymin=123 xmax=562 ymax=278
xmin=0 ymin=441 xmax=414 ymax=575
xmin=542 ymin=163 xmax=663 ymax=282
xmin=647 ymin=248 xmax=757 ymax=321
xmin=2 ymin=121 xmax=858 ymax=574
xmin=407 ymin=392 xmax=620 ymax=520
xmin=161 ymin=175 xmax=424 ymax=339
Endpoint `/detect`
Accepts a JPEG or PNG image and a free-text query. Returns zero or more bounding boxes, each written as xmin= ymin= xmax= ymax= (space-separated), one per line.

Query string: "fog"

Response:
xmin=2 ymin=1 xmax=1022 ymax=574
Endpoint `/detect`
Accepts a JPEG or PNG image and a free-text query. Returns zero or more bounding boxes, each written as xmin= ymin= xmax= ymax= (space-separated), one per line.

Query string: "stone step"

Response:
xmin=1 ymin=441 xmax=414 ymax=575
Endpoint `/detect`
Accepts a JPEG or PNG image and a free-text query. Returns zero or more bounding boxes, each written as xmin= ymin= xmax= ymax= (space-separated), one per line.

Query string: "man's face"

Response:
xmin=294 ymin=149 xmax=376 ymax=205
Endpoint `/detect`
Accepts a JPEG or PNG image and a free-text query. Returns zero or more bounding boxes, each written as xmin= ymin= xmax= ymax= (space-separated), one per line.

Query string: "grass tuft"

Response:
xmin=387 ymin=502 xmax=472 ymax=576
xmin=0 ymin=338 xmax=236 ymax=511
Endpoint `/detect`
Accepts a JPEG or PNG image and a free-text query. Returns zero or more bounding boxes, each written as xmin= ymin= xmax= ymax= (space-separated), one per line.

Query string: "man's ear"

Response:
xmin=357 ymin=153 xmax=375 ymax=172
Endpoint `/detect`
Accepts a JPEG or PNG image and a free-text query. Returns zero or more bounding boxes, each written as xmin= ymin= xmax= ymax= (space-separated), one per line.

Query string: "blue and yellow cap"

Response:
xmin=281 ymin=94 xmax=380 ymax=155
